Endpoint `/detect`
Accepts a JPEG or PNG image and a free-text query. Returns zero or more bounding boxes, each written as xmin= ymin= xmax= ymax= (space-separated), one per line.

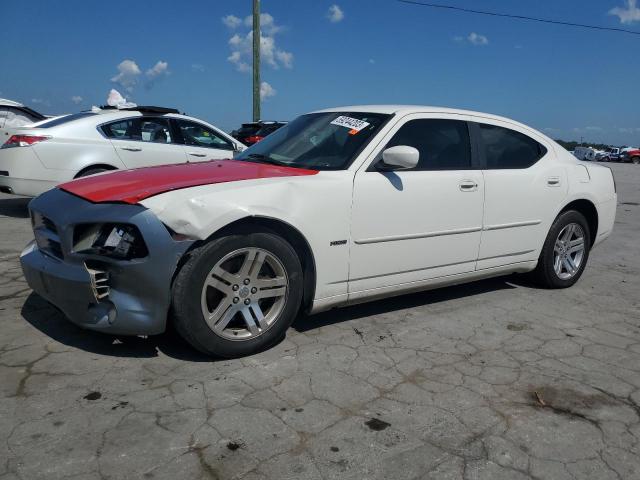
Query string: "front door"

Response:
xmin=349 ymin=116 xmax=485 ymax=294
xmin=175 ymin=119 xmax=237 ymax=161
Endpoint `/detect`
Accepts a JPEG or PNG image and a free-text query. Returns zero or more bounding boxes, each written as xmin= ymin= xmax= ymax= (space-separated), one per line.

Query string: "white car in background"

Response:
xmin=20 ymin=105 xmax=617 ymax=357
xmin=0 ymin=98 xmax=48 ymax=142
xmin=0 ymin=106 xmax=246 ymax=196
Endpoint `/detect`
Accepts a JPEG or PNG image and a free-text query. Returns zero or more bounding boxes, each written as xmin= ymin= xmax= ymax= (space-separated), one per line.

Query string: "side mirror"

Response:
xmin=379 ymin=145 xmax=419 ymax=170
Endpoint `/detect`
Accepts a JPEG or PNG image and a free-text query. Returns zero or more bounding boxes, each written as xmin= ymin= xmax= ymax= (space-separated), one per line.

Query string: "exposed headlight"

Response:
xmin=73 ymin=223 xmax=148 ymax=259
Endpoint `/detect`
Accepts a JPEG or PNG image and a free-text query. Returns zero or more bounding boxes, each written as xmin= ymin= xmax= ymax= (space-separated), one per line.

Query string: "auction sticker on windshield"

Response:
xmin=330 ymin=116 xmax=370 ymax=132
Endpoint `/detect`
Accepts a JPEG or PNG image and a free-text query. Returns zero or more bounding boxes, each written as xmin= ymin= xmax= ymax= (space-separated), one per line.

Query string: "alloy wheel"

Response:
xmin=553 ymin=223 xmax=586 ymax=280
xmin=200 ymin=247 xmax=288 ymax=340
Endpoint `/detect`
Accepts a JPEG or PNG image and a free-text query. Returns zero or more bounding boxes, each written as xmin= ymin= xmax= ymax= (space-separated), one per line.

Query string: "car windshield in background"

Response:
xmin=235 ymin=112 xmax=391 ymax=170
xmin=35 ymin=112 xmax=97 ymax=128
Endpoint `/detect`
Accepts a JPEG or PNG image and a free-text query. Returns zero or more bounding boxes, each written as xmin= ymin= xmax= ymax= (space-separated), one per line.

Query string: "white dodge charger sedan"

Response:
xmin=20 ymin=106 xmax=617 ymax=357
xmin=0 ymin=106 xmax=245 ymax=196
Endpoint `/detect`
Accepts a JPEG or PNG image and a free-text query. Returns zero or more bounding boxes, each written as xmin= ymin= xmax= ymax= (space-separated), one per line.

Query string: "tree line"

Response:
xmin=554 ymin=139 xmax=628 ymax=151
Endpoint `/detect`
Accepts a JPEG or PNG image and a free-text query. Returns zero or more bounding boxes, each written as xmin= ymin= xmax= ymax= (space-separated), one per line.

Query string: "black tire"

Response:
xmin=171 ymin=230 xmax=303 ymax=358
xmin=632 ymin=156 xmax=640 ymax=165
xmin=532 ymin=210 xmax=591 ymax=288
xmin=76 ymin=167 xmax=109 ymax=178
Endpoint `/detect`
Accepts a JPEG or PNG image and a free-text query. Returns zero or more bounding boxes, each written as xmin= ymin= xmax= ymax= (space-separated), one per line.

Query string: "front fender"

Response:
xmin=139 ymin=174 xmax=354 ymax=302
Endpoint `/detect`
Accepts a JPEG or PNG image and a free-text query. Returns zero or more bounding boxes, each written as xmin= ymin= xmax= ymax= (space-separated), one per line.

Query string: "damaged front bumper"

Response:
xmin=20 ymin=188 xmax=193 ymax=335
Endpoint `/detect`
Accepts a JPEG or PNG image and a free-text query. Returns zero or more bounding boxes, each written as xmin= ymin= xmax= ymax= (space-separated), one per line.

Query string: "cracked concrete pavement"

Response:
xmin=1 ymin=163 xmax=639 ymax=479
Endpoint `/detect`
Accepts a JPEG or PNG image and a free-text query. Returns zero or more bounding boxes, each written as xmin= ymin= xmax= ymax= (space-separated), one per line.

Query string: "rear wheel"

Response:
xmin=632 ymin=156 xmax=640 ymax=165
xmin=533 ymin=210 xmax=590 ymax=288
xmin=76 ymin=167 xmax=109 ymax=178
xmin=171 ymin=231 xmax=303 ymax=357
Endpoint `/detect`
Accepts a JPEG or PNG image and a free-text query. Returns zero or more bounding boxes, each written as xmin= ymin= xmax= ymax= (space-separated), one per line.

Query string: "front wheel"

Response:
xmin=532 ymin=210 xmax=590 ymax=288
xmin=171 ymin=231 xmax=303 ymax=358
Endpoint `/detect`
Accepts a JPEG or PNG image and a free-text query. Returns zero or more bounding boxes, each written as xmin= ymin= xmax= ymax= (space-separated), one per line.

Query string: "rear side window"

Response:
xmin=101 ymin=117 xmax=174 ymax=143
xmin=479 ymin=124 xmax=547 ymax=169
xmin=384 ymin=119 xmax=472 ymax=170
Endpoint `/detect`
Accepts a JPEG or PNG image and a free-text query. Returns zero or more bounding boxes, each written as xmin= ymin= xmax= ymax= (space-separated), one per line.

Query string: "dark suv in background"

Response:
xmin=231 ymin=121 xmax=287 ymax=146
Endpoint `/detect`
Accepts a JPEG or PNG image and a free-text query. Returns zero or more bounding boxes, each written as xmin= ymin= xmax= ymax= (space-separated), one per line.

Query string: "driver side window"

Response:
xmin=177 ymin=120 xmax=234 ymax=150
xmin=385 ymin=119 xmax=472 ymax=171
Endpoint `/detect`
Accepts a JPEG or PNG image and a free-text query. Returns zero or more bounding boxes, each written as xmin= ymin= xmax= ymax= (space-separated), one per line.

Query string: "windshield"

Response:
xmin=235 ymin=112 xmax=391 ymax=170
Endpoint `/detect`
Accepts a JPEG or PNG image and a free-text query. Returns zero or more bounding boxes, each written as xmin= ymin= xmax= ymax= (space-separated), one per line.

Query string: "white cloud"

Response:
xmin=327 ymin=4 xmax=344 ymax=23
xmin=227 ymin=49 xmax=251 ymax=73
xmin=226 ymin=13 xmax=293 ymax=73
xmin=468 ymin=32 xmax=489 ymax=46
xmin=242 ymin=13 xmax=283 ymax=35
xmin=454 ymin=33 xmax=489 ymax=46
xmin=144 ymin=61 xmax=170 ymax=90
xmin=222 ymin=14 xmax=242 ymax=29
xmin=275 ymin=50 xmax=293 ymax=69
xmin=71 ymin=96 xmax=83 ymax=104
xmin=369 ymin=59 xmax=375 ymax=64
xmin=609 ymin=0 xmax=640 ymax=24
xmin=107 ymin=89 xmax=127 ymax=107
xmin=260 ymin=81 xmax=276 ymax=100
xmin=111 ymin=59 xmax=169 ymax=92
xmin=30 ymin=98 xmax=50 ymax=107
xmin=146 ymin=61 xmax=169 ymax=79
xmin=191 ymin=63 xmax=205 ymax=72
xmin=585 ymin=126 xmax=603 ymax=131
xmin=111 ymin=59 xmax=142 ymax=92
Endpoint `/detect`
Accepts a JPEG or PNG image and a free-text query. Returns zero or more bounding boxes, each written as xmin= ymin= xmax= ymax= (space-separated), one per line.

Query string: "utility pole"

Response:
xmin=252 ymin=0 xmax=261 ymax=122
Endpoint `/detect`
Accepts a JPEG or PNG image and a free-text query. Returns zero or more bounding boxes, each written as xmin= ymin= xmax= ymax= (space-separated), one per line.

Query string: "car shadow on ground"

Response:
xmin=20 ymin=275 xmax=530 ymax=361
xmin=293 ymin=276 xmax=522 ymax=332
xmin=0 ymin=197 xmax=30 ymax=218
xmin=20 ymin=293 xmax=215 ymax=362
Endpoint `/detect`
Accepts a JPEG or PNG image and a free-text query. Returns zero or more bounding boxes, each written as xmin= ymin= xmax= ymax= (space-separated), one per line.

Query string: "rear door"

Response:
xmin=473 ymin=120 xmax=568 ymax=270
xmin=103 ymin=116 xmax=187 ymax=168
xmin=174 ymin=119 xmax=237 ymax=161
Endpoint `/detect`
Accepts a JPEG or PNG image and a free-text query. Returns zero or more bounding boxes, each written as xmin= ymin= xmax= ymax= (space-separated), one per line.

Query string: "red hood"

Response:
xmin=59 ymin=160 xmax=318 ymax=204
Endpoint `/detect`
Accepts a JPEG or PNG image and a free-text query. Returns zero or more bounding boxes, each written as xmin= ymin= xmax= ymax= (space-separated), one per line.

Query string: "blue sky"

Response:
xmin=1 ymin=0 xmax=639 ymax=145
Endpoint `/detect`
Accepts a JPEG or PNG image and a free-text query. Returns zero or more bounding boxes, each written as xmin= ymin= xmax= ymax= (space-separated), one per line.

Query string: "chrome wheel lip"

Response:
xmin=200 ymin=247 xmax=288 ymax=341
xmin=553 ymin=223 xmax=585 ymax=280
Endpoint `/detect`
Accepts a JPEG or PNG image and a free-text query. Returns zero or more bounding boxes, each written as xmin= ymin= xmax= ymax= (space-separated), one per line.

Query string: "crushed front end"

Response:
xmin=20 ymin=188 xmax=193 ymax=335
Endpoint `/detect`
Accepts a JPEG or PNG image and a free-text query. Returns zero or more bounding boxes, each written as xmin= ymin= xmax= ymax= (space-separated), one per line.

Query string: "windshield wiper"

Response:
xmin=244 ymin=153 xmax=294 ymax=168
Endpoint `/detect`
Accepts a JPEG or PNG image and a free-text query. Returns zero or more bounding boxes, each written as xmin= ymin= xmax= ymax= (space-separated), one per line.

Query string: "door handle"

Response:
xmin=188 ymin=152 xmax=207 ymax=157
xmin=121 ymin=147 xmax=142 ymax=152
xmin=547 ymin=176 xmax=561 ymax=186
xmin=459 ymin=180 xmax=478 ymax=192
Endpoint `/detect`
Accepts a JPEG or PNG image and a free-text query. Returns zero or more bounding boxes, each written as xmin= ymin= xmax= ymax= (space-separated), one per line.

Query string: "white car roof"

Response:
xmin=30 ymin=109 xmax=218 ymax=128
xmin=315 ymin=104 xmax=520 ymax=122
xmin=0 ymin=98 xmax=25 ymax=108
xmin=314 ymin=105 xmax=548 ymax=140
